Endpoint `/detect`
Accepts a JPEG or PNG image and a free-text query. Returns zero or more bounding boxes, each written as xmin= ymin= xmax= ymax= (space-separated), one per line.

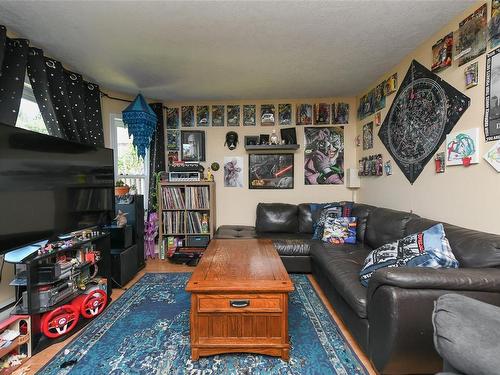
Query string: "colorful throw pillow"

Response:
xmin=359 ymin=223 xmax=459 ymax=287
xmin=311 ymin=201 xmax=354 ymax=240
xmin=312 ymin=203 xmax=343 ymax=239
xmin=322 ymin=217 xmax=357 ymax=244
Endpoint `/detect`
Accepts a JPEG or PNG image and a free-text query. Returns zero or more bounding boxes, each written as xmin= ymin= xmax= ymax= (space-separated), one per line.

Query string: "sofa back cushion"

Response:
xmin=365 ymin=207 xmax=417 ymax=249
xmin=351 ymin=203 xmax=376 ymax=243
xmin=298 ymin=203 xmax=313 ymax=234
xmin=256 ymin=203 xmax=298 ymax=233
xmin=406 ymin=218 xmax=500 ymax=268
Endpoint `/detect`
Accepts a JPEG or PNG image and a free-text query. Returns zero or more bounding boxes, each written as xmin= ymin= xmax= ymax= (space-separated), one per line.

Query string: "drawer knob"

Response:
xmin=229 ymin=299 xmax=250 ymax=308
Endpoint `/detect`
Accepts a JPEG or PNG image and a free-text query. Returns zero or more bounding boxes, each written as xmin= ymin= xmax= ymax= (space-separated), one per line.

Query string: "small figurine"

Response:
xmin=206 ymin=167 xmax=213 ymax=181
xmin=114 ymin=210 xmax=128 ymax=227
xmin=270 ymin=130 xmax=279 ymax=145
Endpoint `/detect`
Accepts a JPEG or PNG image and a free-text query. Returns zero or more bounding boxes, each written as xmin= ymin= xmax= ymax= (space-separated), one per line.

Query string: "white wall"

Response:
xmin=356 ymin=0 xmax=500 ymax=235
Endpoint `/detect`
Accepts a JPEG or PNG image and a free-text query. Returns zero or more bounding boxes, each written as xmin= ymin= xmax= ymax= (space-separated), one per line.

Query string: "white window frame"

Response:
xmin=109 ymin=113 xmax=149 ymax=210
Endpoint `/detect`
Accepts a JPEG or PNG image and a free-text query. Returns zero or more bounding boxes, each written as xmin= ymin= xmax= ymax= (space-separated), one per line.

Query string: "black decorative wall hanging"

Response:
xmin=0 ymin=38 xmax=28 ymax=126
xmin=378 ymin=60 xmax=470 ymax=184
xmin=148 ymin=103 xmax=165 ymax=212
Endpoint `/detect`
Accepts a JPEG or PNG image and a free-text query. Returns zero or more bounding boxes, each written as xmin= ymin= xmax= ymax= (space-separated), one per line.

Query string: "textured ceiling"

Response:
xmin=0 ymin=1 xmax=474 ymax=101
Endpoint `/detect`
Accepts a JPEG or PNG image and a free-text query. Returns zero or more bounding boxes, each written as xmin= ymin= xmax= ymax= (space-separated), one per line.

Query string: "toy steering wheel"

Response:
xmin=41 ymin=305 xmax=79 ymax=339
xmin=80 ymin=289 xmax=108 ymax=318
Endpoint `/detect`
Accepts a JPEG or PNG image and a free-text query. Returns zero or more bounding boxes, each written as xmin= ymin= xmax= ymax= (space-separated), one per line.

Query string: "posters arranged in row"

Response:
xmin=165 ymin=103 xmax=350 ymax=128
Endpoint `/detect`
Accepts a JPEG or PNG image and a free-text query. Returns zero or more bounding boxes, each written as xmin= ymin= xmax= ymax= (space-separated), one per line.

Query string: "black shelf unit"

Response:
xmin=8 ymin=233 xmax=112 ymax=354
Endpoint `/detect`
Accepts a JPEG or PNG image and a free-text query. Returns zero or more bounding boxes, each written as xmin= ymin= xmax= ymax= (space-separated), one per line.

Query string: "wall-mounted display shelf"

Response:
xmin=244 ymin=144 xmax=300 ymax=151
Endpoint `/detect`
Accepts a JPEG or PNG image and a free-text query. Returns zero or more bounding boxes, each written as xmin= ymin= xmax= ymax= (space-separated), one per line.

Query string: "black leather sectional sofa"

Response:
xmin=215 ymin=203 xmax=500 ymax=374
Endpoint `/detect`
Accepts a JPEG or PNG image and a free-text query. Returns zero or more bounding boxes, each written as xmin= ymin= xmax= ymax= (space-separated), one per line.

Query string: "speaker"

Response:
xmin=111 ymin=245 xmax=138 ymax=287
xmin=116 ymin=195 xmax=145 ymax=270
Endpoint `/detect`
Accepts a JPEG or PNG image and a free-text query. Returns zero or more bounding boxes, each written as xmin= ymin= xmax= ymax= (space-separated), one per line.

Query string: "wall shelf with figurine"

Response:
xmin=158 ymin=181 xmax=216 ymax=263
xmin=244 ymin=144 xmax=300 ymax=152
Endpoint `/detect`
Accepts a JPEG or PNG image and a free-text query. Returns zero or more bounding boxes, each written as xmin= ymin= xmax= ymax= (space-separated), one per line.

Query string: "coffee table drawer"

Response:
xmin=197 ymin=294 xmax=283 ymax=313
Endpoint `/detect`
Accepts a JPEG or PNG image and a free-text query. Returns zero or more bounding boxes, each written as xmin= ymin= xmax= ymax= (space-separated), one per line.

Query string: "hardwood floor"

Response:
xmin=18 ymin=259 xmax=377 ymax=375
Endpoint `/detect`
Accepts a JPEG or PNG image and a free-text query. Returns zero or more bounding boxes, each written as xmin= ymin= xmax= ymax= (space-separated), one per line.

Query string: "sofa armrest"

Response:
xmin=367 ymin=268 xmax=500 ymax=301
xmin=367 ymin=280 xmax=500 ymax=374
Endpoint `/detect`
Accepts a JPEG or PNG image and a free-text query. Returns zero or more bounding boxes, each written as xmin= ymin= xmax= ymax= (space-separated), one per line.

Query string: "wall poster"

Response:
xmin=224 ymin=156 xmax=244 ymax=187
xmin=248 ymin=154 xmax=294 ymax=189
xmin=485 ymin=47 xmax=500 ymax=141
xmin=304 ymin=127 xmax=344 ymax=185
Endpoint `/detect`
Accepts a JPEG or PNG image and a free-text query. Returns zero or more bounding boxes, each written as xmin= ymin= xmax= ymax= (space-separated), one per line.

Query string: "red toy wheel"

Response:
xmin=41 ymin=305 xmax=79 ymax=339
xmin=80 ymin=289 xmax=107 ymax=319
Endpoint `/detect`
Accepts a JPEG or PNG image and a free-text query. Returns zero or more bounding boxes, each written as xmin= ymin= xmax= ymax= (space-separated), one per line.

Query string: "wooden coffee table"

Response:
xmin=186 ymin=239 xmax=294 ymax=360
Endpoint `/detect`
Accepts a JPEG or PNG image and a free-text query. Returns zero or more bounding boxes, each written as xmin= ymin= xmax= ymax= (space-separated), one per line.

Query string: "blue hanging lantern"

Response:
xmin=122 ymin=93 xmax=157 ymax=159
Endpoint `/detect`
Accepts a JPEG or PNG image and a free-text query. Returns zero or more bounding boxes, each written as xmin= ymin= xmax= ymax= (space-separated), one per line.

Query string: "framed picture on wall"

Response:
xmin=248 ymin=153 xmax=294 ymax=189
xmin=196 ymin=105 xmax=209 ymax=127
xmin=180 ymin=130 xmax=206 ymax=161
xmin=227 ymin=105 xmax=241 ymax=126
xmin=485 ymin=48 xmax=500 ymax=141
xmin=181 ymin=106 xmax=195 ymax=127
xmin=243 ymin=105 xmax=256 ymax=126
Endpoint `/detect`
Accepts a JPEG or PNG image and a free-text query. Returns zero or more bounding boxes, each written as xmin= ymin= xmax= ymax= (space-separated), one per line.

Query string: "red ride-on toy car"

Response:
xmin=40 ymin=305 xmax=80 ymax=339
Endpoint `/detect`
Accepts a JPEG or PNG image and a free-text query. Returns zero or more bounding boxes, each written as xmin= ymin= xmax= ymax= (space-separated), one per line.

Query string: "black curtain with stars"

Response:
xmin=0 ymin=24 xmax=105 ymax=146
xmin=0 ymin=25 xmax=5 ymax=70
xmin=148 ymin=103 xmax=165 ymax=212
xmin=0 ymin=38 xmax=29 ymax=126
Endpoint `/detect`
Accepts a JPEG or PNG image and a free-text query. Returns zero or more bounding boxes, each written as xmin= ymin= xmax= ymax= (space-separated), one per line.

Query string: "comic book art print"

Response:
xmin=227 ymin=105 xmax=241 ymax=126
xmin=296 ymin=104 xmax=312 ymax=125
xmin=212 ymin=105 xmax=225 ymax=127
xmin=261 ymin=104 xmax=275 ymax=126
xmin=485 ymin=48 xmax=500 ymax=141
xmin=378 ymin=60 xmax=470 ymax=184
xmin=196 ymin=106 xmax=209 ymax=127
xmin=224 ymin=156 xmax=244 ymax=187
xmin=166 ymin=130 xmax=180 ymax=151
xmin=314 ymin=103 xmax=330 ymax=125
xmin=456 ymin=4 xmax=487 ymax=67
xmin=358 ymin=92 xmax=374 ymax=120
xmin=243 ymin=105 xmax=256 ymax=126
xmin=484 ymin=140 xmax=500 ymax=172
xmin=431 ymin=32 xmax=453 ymax=72
xmin=333 ymin=103 xmax=349 ymax=124
xmin=166 ymin=107 xmax=179 ymax=129
xmin=374 ymin=83 xmax=386 ymax=112
xmin=384 ymin=73 xmax=398 ymax=96
xmin=445 ymin=128 xmax=480 ymax=166
xmin=304 ymin=127 xmax=344 ymax=185
xmin=249 ymin=154 xmax=294 ymax=189
xmin=278 ymin=104 xmax=292 ymax=125
xmin=363 ymin=122 xmax=373 ymax=150
xmin=181 ymin=106 xmax=195 ymax=127
xmin=490 ymin=0 xmax=500 ymax=49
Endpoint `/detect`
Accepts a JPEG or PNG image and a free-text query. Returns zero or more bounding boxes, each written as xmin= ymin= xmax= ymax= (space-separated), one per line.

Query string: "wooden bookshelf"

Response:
xmin=158 ymin=181 xmax=216 ymax=259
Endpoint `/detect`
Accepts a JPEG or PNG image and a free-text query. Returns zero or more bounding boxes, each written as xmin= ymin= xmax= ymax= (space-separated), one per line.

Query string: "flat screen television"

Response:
xmin=0 ymin=123 xmax=114 ymax=254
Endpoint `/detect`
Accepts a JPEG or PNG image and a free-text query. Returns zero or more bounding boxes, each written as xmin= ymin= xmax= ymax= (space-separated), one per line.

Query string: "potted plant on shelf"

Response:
xmin=115 ymin=180 xmax=130 ymax=196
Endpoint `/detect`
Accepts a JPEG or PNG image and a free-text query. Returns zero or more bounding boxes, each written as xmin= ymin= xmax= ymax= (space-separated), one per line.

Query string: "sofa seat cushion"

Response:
xmin=273 ymin=239 xmax=312 ymax=256
xmin=311 ymin=242 xmax=372 ymax=318
xmin=257 ymin=232 xmax=312 ymax=241
xmin=215 ymin=225 xmax=257 ymax=239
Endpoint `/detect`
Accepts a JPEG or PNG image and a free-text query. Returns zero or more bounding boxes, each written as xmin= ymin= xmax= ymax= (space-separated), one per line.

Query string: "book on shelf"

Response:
xmin=185 ymin=186 xmax=209 ymax=209
xmin=161 ymin=187 xmax=185 ymax=209
xmin=187 ymin=211 xmax=209 ymax=234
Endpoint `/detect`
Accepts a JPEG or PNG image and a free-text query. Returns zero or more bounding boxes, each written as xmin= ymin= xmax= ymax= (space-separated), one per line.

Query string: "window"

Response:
xmin=15 ymin=75 xmax=48 ymax=134
xmin=110 ymin=114 xmax=149 ymax=207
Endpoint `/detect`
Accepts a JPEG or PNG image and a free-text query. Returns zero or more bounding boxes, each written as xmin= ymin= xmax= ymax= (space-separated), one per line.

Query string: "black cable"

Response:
xmin=100 ymin=91 xmax=168 ymax=110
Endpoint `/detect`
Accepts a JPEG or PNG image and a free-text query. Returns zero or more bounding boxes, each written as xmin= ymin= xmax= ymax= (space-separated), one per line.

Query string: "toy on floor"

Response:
xmin=40 ymin=305 xmax=80 ymax=339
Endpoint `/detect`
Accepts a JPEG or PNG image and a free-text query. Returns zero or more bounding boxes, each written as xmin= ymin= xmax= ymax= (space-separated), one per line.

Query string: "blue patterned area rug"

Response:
xmin=37 ymin=273 xmax=368 ymax=375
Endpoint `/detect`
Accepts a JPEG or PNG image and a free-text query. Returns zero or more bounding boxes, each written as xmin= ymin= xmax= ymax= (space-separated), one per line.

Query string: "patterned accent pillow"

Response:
xmin=322 ymin=217 xmax=357 ymax=244
xmin=312 ymin=203 xmax=343 ymax=240
xmin=359 ymin=223 xmax=459 ymax=287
